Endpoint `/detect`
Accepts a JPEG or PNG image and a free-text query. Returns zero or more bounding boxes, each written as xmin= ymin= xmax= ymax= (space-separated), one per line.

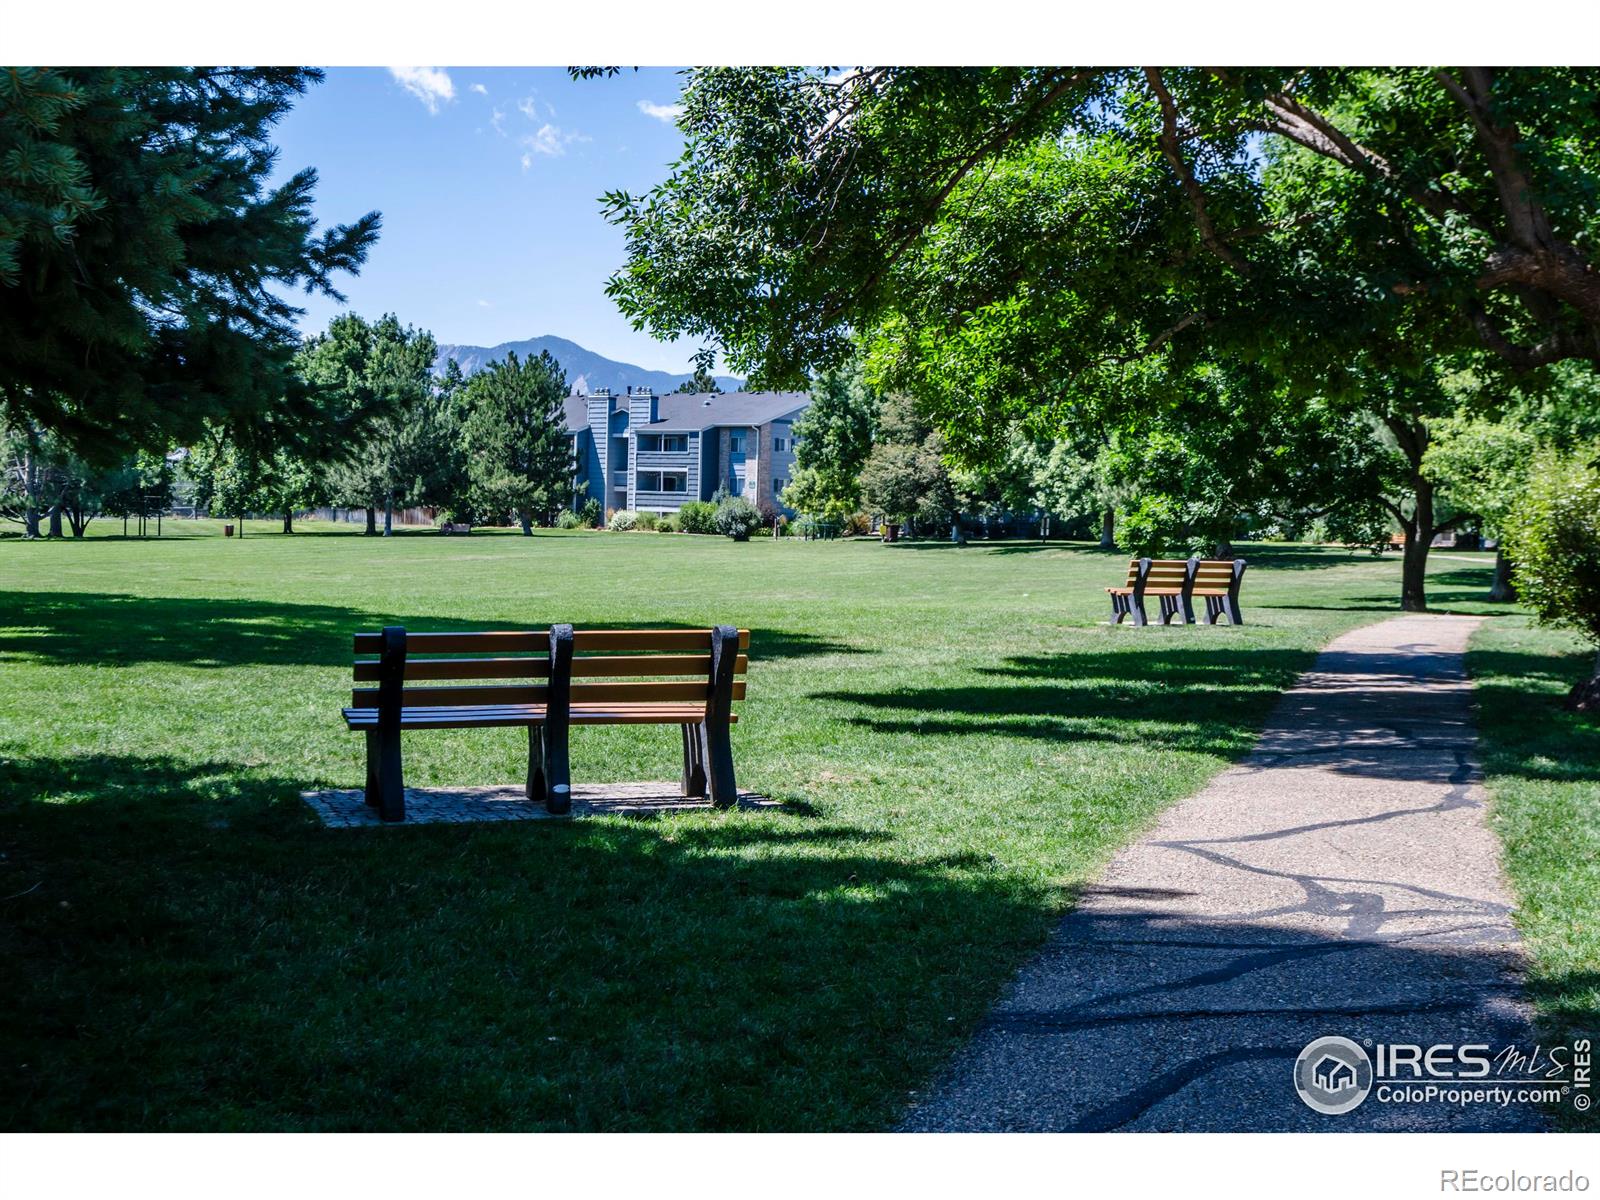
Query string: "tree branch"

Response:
xmin=1144 ymin=68 xmax=1248 ymax=273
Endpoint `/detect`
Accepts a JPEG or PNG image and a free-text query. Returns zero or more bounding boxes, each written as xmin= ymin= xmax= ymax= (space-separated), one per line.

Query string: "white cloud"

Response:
xmin=476 ymin=299 xmax=492 ymax=308
xmin=637 ymin=99 xmax=685 ymax=123
xmin=519 ymin=124 xmax=589 ymax=165
xmin=388 ymin=66 xmax=455 ymax=114
xmin=491 ymin=106 xmax=507 ymax=136
xmin=517 ymin=96 xmax=540 ymax=120
xmin=469 ymin=82 xmax=488 ymax=96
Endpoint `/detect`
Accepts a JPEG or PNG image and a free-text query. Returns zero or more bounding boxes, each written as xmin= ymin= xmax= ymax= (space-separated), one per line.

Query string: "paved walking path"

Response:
xmin=902 ymin=615 xmax=1540 ymax=1131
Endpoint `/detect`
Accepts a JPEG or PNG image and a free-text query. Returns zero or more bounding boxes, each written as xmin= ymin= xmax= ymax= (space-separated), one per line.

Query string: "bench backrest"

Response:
xmin=565 ymin=628 xmax=748 ymax=707
xmin=352 ymin=627 xmax=749 ymax=712
xmin=1122 ymin=557 xmax=1246 ymax=594
xmin=1193 ymin=559 xmax=1246 ymax=592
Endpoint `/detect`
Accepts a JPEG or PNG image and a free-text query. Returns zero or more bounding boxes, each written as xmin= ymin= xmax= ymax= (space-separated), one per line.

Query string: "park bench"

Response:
xmin=343 ymin=625 xmax=748 ymax=822
xmin=1106 ymin=557 xmax=1248 ymax=626
xmin=440 ymin=522 xmax=472 ymax=536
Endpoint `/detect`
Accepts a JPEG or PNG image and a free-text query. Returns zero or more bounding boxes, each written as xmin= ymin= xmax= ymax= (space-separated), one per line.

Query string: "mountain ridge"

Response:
xmin=434 ymin=334 xmax=744 ymax=395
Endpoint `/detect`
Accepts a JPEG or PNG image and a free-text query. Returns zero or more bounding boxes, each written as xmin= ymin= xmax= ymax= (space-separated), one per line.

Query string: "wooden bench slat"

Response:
xmin=354 ymin=656 xmax=552 ymax=682
xmin=353 ymin=630 xmax=548 ymax=653
xmin=569 ymin=680 xmax=747 ymax=702
xmin=569 ymin=653 xmax=747 ymax=677
xmin=570 ymin=628 xmax=750 ymax=652
xmin=352 ymin=684 xmax=547 ymax=707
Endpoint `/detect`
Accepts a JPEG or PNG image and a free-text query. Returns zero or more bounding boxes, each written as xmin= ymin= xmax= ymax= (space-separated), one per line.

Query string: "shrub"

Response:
xmin=608 ymin=509 xmax=639 ymax=532
xmin=677 ymin=500 xmax=718 ymax=535
xmin=714 ymin=496 xmax=763 ymax=541
xmin=1505 ymin=447 xmax=1600 ymax=649
xmin=843 ymin=511 xmax=873 ymax=537
xmin=555 ymin=509 xmax=582 ymax=530
xmin=657 ymin=515 xmax=679 ymax=533
xmin=579 ymin=497 xmax=602 ymax=528
xmin=793 ymin=514 xmax=821 ymax=539
xmin=635 ymin=511 xmax=660 ymax=532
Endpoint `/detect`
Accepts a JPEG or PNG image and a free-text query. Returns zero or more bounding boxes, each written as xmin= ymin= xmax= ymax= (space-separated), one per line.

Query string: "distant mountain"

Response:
xmin=433 ymin=334 xmax=744 ymax=396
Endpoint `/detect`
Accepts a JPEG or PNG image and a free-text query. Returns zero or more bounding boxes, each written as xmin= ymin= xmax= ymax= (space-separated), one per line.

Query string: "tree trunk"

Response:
xmin=22 ymin=443 xmax=40 ymax=539
xmin=47 ymin=503 xmax=63 ymax=538
xmin=365 ymin=506 xmax=377 ymax=536
xmin=520 ymin=513 xmax=532 ymax=536
xmin=383 ymin=493 xmax=393 ymax=537
xmin=1400 ymin=475 xmax=1435 ymax=613
xmin=282 ymin=510 xmax=293 ymax=534
xmin=1099 ymin=508 xmax=1116 ymax=549
xmin=1488 ymin=548 xmax=1517 ymax=603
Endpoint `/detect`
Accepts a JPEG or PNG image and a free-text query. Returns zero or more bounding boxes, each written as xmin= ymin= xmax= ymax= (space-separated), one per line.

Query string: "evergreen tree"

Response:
xmin=459 ymin=351 xmax=572 ymax=534
xmin=0 ymin=68 xmax=380 ymax=463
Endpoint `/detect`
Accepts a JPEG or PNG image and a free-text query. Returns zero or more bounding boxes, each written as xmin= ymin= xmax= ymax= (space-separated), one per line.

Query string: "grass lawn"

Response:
xmin=0 ymin=522 xmax=1585 ymax=1130
xmin=1466 ymin=620 xmax=1600 ymax=1130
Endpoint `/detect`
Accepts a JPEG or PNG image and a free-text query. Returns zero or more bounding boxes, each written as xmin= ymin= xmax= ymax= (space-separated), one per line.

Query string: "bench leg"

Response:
xmin=1110 ymin=594 xmax=1126 ymax=624
xmin=1159 ymin=595 xmax=1178 ymax=625
xmin=364 ymin=731 xmax=380 ymax=808
xmin=1224 ymin=596 xmax=1244 ymax=625
xmin=680 ymin=723 xmax=707 ymax=798
xmin=526 ymin=725 xmax=547 ymax=803
xmin=702 ymin=719 xmax=737 ymax=809
xmin=1131 ymin=595 xmax=1149 ymax=626
xmin=377 ymin=726 xmax=405 ymax=823
xmin=542 ymin=723 xmax=571 ymax=815
xmin=1181 ymin=594 xmax=1197 ymax=624
xmin=1204 ymin=596 xmax=1222 ymax=624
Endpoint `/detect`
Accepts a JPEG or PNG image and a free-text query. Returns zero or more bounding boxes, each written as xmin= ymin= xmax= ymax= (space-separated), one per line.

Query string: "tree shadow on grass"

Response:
xmin=0 ymin=750 xmax=1045 ymax=1132
xmin=0 ymin=591 xmax=864 ymax=672
xmin=813 ymin=647 xmax=1317 ymax=758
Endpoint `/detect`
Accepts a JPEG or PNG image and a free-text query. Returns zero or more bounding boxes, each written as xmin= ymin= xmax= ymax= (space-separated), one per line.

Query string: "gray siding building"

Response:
xmin=564 ymin=388 xmax=809 ymax=518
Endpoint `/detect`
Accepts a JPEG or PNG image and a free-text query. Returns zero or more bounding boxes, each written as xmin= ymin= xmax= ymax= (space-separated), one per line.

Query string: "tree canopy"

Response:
xmin=0 ymin=67 xmax=380 ymax=462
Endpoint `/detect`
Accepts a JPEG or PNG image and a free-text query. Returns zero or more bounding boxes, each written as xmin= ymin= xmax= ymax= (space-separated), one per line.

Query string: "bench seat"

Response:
xmin=342 ymin=703 xmax=739 ymax=730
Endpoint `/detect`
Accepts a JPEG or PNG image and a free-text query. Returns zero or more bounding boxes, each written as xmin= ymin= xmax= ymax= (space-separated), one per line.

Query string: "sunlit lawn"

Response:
xmin=0 ymin=521 xmax=1588 ymax=1129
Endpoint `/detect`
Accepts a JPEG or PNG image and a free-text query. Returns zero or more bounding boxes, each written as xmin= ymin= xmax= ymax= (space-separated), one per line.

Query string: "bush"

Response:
xmin=635 ymin=511 xmax=659 ymax=531
xmin=579 ymin=497 xmax=602 ymax=528
xmin=1505 ymin=447 xmax=1600 ymax=649
xmin=843 ymin=511 xmax=873 ymax=537
xmin=608 ymin=509 xmax=639 ymax=532
xmin=714 ymin=496 xmax=763 ymax=541
xmin=677 ymin=500 xmax=717 ymax=535
xmin=555 ymin=509 xmax=582 ymax=530
xmin=657 ymin=515 xmax=679 ymax=533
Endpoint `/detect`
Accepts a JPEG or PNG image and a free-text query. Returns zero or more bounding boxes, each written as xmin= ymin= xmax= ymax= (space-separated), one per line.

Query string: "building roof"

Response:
xmin=564 ymin=390 xmax=809 ymax=435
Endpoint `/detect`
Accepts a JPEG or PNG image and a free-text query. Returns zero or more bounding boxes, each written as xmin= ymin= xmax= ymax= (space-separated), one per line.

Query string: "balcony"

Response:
xmin=635 ymin=449 xmax=695 ymax=469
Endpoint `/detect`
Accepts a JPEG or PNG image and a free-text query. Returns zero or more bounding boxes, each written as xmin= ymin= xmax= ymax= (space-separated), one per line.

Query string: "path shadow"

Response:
xmin=900 ymin=905 xmax=1563 ymax=1132
xmin=0 ymin=591 xmax=862 ymax=671
xmin=0 ymin=749 xmax=1043 ymax=1132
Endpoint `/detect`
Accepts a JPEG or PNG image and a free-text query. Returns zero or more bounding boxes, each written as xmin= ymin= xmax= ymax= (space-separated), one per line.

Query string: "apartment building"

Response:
xmin=564 ymin=388 xmax=809 ymax=518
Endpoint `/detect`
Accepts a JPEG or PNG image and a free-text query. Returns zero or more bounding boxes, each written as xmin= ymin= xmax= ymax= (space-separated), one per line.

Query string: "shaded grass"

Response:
xmin=0 ymin=522 xmax=1549 ymax=1129
xmin=1467 ymin=620 xmax=1600 ymax=1132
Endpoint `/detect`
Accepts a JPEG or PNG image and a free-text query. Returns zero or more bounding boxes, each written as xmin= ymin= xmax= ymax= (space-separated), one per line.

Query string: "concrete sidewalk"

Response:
xmin=901 ymin=615 xmax=1540 ymax=1131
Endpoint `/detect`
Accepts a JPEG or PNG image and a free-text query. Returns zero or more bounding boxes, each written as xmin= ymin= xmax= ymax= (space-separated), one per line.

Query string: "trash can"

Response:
xmin=882 ymin=523 xmax=900 ymax=543
xmin=224 ymin=523 xmax=234 ymax=537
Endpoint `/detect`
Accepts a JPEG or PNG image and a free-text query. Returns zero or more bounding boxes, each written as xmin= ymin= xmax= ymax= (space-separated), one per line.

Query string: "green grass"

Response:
xmin=0 ymin=522 xmax=1576 ymax=1130
xmin=1467 ymin=619 xmax=1600 ymax=1129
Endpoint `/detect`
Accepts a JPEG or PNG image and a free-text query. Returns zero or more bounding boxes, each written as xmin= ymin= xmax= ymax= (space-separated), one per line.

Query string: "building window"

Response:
xmin=732 ymin=476 xmax=745 ymax=495
xmin=773 ymin=436 xmax=788 ymax=452
xmin=662 ymin=434 xmax=688 ymax=453
xmin=637 ymin=471 xmax=661 ymax=492
xmin=772 ymin=477 xmax=786 ymax=494
xmin=637 ymin=434 xmax=662 ymax=452
xmin=662 ymin=473 xmax=687 ymax=493
xmin=730 ymin=431 xmax=746 ymax=453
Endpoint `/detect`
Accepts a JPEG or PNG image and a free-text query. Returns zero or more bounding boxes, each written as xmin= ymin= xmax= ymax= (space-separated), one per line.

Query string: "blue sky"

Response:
xmin=270 ymin=67 xmax=699 ymax=371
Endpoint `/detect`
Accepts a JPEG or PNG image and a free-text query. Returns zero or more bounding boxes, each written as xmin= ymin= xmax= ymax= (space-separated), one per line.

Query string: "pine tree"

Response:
xmin=459 ymin=352 xmax=571 ymax=534
xmin=0 ymin=68 xmax=380 ymax=463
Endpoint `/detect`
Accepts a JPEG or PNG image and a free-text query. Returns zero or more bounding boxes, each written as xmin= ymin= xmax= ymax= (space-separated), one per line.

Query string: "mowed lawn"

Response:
xmin=0 ymin=524 xmax=1587 ymax=1130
